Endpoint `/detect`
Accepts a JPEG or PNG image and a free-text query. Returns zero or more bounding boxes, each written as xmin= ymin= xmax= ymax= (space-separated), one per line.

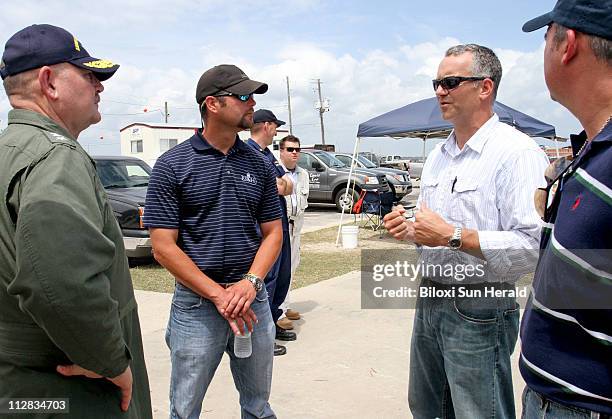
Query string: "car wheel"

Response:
xmin=335 ymin=188 xmax=360 ymax=213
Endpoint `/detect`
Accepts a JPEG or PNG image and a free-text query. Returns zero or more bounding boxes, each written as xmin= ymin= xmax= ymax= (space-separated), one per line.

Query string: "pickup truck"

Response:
xmin=379 ymin=155 xmax=412 ymax=172
xmin=93 ymin=155 xmax=152 ymax=259
xmin=297 ymin=149 xmax=390 ymax=212
xmin=331 ymin=152 xmax=412 ymax=201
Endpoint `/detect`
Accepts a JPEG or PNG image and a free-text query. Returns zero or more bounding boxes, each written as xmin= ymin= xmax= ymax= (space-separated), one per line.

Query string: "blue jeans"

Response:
xmin=408 ymin=278 xmax=520 ymax=419
xmin=166 ymin=283 xmax=276 ymax=419
xmin=522 ymin=387 xmax=604 ymax=419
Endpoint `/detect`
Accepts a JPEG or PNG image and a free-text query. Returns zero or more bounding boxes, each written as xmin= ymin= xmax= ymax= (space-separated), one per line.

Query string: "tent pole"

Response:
xmin=554 ymin=136 xmax=560 ymax=159
xmin=422 ymin=134 xmax=429 ymax=163
xmin=336 ymin=136 xmax=362 ymax=246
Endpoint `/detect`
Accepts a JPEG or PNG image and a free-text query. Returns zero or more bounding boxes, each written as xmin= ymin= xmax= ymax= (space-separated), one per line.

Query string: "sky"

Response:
xmin=0 ymin=0 xmax=581 ymax=158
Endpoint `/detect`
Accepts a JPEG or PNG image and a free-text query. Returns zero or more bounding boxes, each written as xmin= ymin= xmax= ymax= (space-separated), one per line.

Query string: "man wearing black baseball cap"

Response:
xmin=247 ymin=109 xmax=296 ymax=356
xmin=0 ymin=24 xmax=151 ymax=417
xmin=520 ymin=1 xmax=612 ymax=417
xmin=146 ymin=65 xmax=282 ymax=417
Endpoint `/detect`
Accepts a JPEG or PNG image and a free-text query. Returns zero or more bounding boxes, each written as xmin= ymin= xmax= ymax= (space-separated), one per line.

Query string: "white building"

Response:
xmin=120 ymin=122 xmax=289 ymax=167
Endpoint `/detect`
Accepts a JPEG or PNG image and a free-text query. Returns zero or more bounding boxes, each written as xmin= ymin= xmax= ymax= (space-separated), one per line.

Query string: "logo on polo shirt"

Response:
xmin=241 ymin=172 xmax=258 ymax=185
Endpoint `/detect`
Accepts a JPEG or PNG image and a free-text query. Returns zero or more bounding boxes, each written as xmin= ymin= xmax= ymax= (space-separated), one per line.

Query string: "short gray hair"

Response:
xmin=445 ymin=44 xmax=502 ymax=99
xmin=552 ymin=23 xmax=612 ymax=65
xmin=2 ymin=70 xmax=37 ymax=97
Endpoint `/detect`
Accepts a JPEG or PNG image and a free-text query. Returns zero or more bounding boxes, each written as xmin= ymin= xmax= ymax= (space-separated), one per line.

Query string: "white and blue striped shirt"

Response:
xmin=418 ymin=114 xmax=550 ymax=283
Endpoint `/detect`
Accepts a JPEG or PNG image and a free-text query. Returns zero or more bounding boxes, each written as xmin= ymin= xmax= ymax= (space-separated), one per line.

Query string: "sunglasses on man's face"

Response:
xmin=432 ymin=76 xmax=486 ymax=91
xmin=214 ymin=91 xmax=253 ymax=102
xmin=282 ymin=147 xmax=301 ymax=153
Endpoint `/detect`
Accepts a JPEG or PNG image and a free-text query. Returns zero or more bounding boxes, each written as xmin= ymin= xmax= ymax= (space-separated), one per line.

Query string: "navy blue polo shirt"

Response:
xmin=246 ymin=138 xmax=289 ymax=231
xmin=520 ymin=121 xmax=612 ymax=414
xmin=144 ymin=131 xmax=282 ymax=283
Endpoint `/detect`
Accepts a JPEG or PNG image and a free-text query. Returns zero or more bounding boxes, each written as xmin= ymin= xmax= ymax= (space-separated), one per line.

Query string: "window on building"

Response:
xmin=160 ymin=138 xmax=178 ymax=152
xmin=131 ymin=140 xmax=143 ymax=153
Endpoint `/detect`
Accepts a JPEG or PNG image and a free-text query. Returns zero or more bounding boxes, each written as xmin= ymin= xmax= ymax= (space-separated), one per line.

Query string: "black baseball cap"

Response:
xmin=196 ymin=64 xmax=268 ymax=104
xmin=253 ymin=109 xmax=285 ymax=126
xmin=0 ymin=24 xmax=119 ymax=81
xmin=522 ymin=0 xmax=612 ymax=40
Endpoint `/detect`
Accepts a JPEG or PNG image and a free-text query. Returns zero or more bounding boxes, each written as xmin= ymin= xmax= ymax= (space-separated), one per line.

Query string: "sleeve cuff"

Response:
xmin=478 ymin=231 xmax=511 ymax=276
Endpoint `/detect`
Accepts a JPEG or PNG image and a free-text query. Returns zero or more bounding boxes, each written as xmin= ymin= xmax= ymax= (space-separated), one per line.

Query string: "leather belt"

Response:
xmin=219 ymin=281 xmax=239 ymax=289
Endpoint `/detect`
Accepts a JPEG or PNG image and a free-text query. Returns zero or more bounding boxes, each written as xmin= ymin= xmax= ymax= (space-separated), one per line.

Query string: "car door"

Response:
xmin=297 ymin=152 xmax=328 ymax=202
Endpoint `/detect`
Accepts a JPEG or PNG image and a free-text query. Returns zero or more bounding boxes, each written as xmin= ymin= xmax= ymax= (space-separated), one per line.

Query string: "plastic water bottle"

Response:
xmin=234 ymin=323 xmax=252 ymax=358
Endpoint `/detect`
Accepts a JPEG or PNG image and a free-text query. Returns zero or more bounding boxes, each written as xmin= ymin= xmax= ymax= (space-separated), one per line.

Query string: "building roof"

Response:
xmin=120 ymin=122 xmax=199 ymax=132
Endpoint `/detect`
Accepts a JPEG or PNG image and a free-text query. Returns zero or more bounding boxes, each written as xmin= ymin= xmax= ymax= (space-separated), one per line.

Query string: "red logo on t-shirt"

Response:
xmin=571 ymin=195 xmax=582 ymax=211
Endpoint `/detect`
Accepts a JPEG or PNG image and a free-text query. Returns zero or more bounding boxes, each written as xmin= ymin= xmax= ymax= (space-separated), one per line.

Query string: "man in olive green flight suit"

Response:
xmin=0 ymin=25 xmax=152 ymax=418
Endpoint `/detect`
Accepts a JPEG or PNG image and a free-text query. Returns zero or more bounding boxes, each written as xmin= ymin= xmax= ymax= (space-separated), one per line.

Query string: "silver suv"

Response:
xmin=332 ymin=153 xmax=412 ymax=201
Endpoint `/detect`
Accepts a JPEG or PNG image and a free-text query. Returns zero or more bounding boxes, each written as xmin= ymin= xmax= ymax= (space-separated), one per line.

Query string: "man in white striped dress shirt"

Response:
xmin=384 ymin=44 xmax=549 ymax=418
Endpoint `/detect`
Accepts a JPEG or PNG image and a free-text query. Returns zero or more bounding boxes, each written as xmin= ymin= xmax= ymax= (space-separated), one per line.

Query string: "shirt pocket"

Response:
xmin=450 ymin=177 xmax=479 ymax=225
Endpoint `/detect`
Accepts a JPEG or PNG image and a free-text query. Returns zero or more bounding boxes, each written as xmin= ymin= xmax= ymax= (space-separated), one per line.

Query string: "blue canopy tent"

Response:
xmin=356 ymin=96 xmax=557 ymax=162
xmin=336 ymin=97 xmax=559 ymax=245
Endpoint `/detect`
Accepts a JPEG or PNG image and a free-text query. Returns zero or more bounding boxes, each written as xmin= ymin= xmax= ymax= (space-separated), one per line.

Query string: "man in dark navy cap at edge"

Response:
xmin=521 ymin=1 xmax=612 ymax=417
xmin=247 ymin=109 xmax=296 ymax=357
xmin=145 ymin=64 xmax=282 ymax=418
xmin=0 ymin=24 xmax=152 ymax=417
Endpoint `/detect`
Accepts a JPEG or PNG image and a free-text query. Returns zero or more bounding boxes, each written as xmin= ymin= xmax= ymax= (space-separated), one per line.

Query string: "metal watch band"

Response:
xmin=449 ymin=226 xmax=462 ymax=250
xmin=242 ymin=273 xmax=263 ymax=292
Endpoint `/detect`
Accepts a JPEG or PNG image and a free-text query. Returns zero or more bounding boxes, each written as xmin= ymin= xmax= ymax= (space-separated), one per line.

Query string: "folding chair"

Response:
xmin=361 ymin=191 xmax=384 ymax=231
xmin=361 ymin=191 xmax=395 ymax=237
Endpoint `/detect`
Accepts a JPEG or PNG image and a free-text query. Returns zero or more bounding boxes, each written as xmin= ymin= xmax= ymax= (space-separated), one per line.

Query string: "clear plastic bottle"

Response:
xmin=234 ymin=324 xmax=252 ymax=358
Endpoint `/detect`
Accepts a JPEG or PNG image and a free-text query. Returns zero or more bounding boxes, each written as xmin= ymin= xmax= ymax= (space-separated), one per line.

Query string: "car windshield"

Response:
xmin=313 ymin=151 xmax=346 ymax=168
xmin=95 ymin=159 xmax=152 ymax=188
xmin=356 ymin=155 xmax=377 ymax=168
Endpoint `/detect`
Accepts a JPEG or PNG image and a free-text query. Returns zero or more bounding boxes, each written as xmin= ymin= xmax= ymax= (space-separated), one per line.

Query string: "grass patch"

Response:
xmin=292 ymin=250 xmax=361 ymax=289
xmin=130 ymin=262 xmax=175 ymax=293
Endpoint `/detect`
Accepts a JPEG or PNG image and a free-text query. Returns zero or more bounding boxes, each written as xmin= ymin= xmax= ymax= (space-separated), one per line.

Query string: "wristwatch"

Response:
xmin=448 ymin=226 xmax=462 ymax=250
xmin=242 ymin=273 xmax=264 ymax=292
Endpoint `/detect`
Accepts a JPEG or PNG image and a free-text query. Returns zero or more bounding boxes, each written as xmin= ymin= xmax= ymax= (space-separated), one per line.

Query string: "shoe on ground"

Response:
xmin=277 ymin=317 xmax=294 ymax=330
xmin=274 ymin=343 xmax=287 ymax=356
xmin=275 ymin=325 xmax=297 ymax=341
xmin=285 ymin=309 xmax=301 ymax=320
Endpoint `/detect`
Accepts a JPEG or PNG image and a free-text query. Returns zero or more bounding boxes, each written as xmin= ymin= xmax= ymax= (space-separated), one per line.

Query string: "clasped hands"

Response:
xmin=212 ymin=279 xmax=259 ymax=336
xmin=383 ymin=202 xmax=454 ymax=247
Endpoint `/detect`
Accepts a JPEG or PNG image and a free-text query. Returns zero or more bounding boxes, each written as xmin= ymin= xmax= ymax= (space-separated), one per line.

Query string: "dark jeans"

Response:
xmin=408 ymin=278 xmax=520 ymax=419
xmin=265 ymin=230 xmax=292 ymax=323
xmin=522 ymin=387 xmax=610 ymax=419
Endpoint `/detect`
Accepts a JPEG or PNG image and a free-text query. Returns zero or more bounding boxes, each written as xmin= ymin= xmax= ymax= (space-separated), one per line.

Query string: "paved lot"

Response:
xmin=136 ymin=270 xmax=525 ymax=418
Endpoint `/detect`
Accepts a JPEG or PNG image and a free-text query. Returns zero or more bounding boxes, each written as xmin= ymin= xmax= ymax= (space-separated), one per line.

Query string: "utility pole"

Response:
xmin=164 ymin=101 xmax=169 ymax=123
xmin=316 ymin=79 xmax=325 ymax=144
xmin=286 ymin=76 xmax=293 ymax=135
xmin=313 ymin=79 xmax=330 ymax=145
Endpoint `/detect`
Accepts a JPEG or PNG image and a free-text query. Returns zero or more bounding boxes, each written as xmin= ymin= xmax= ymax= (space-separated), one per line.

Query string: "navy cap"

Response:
xmin=522 ymin=0 xmax=612 ymax=40
xmin=196 ymin=64 xmax=268 ymax=104
xmin=253 ymin=109 xmax=285 ymax=126
xmin=0 ymin=24 xmax=119 ymax=81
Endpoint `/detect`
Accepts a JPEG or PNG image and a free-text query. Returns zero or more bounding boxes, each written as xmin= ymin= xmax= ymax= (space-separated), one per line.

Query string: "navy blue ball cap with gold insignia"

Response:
xmin=0 ymin=24 xmax=119 ymax=81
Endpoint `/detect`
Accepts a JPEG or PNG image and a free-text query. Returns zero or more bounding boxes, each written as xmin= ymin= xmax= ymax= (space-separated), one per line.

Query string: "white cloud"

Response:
xmin=0 ymin=4 xmax=581 ymax=158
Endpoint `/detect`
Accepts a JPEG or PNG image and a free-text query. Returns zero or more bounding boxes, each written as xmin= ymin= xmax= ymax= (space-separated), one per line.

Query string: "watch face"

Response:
xmin=449 ymin=238 xmax=461 ymax=248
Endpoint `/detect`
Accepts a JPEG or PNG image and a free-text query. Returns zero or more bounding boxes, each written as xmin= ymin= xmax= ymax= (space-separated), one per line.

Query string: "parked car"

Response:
xmin=408 ymin=160 xmax=424 ymax=179
xmin=93 ymin=156 xmax=152 ymax=259
xmin=297 ymin=149 xmax=390 ymax=212
xmin=380 ymin=155 xmax=412 ymax=172
xmin=331 ymin=152 xmax=412 ymax=201
xmin=358 ymin=151 xmax=381 ymax=166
